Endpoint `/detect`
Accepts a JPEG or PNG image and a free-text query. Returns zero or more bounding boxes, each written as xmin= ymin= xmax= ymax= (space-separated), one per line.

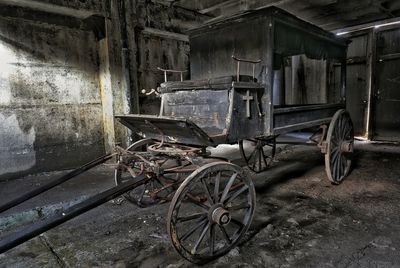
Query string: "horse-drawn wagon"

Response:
xmin=0 ymin=6 xmax=353 ymax=265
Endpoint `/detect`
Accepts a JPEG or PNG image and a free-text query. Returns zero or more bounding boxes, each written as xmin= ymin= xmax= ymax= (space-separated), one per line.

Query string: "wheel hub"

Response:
xmin=340 ymin=141 xmax=353 ymax=153
xmin=209 ymin=205 xmax=231 ymax=225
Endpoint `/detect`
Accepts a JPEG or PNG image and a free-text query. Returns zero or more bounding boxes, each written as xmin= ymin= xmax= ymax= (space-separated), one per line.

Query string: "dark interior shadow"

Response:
xmin=251 ymin=158 xmax=324 ymax=193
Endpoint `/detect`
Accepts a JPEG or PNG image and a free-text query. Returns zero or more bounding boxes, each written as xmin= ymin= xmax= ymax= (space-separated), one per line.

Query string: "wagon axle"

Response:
xmin=340 ymin=141 xmax=354 ymax=153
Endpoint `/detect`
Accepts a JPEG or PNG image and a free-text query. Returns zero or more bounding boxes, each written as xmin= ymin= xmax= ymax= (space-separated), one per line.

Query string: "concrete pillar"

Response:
xmin=98 ymin=37 xmax=116 ymax=154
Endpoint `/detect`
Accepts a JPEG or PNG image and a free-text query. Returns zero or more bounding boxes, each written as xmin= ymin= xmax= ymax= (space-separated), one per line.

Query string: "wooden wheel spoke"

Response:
xmin=332 ymin=155 xmax=339 ymax=179
xmin=209 ymin=224 xmax=215 ymax=254
xmin=331 ymin=149 xmax=340 ymax=164
xmin=187 ymin=195 xmax=210 ymax=211
xmin=240 ymin=139 xmax=274 ymax=173
xmin=247 ymin=148 xmax=257 ymax=163
xmin=341 ymin=118 xmax=349 ymax=139
xmin=334 ymin=122 xmax=340 ymax=138
xmin=335 ymin=154 xmax=342 ymax=179
xmin=168 ymin=163 xmax=255 ymax=263
xmin=340 ymin=153 xmax=347 ymax=173
xmin=214 ymin=172 xmax=221 ymax=203
xmin=251 ymin=150 xmax=258 ymax=170
xmin=180 ymin=217 xmax=208 ymax=242
xmin=325 ymin=110 xmax=353 ymax=184
xmin=218 ymin=225 xmax=232 ymax=244
xmin=330 ymin=147 xmax=339 ymax=156
xmin=201 ymin=178 xmax=214 ymax=205
xmin=224 ymin=185 xmax=249 ymax=204
xmin=176 ymin=213 xmax=207 ymax=223
xmin=191 ymin=222 xmax=210 ymax=254
xmin=343 ymin=123 xmax=352 ymax=139
xmin=331 ymin=137 xmax=339 ymax=146
xmin=261 ymin=148 xmax=269 ymax=167
xmin=230 ymin=218 xmax=245 ymax=238
xmin=220 ymin=173 xmax=238 ymax=203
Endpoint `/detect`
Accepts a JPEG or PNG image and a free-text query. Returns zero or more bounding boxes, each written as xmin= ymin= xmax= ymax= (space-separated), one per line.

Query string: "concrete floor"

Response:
xmin=0 ymin=141 xmax=400 ymax=267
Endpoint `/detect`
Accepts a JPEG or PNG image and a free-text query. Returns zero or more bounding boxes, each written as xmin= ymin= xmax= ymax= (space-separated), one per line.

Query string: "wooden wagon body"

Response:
xmin=117 ymin=7 xmax=349 ymax=147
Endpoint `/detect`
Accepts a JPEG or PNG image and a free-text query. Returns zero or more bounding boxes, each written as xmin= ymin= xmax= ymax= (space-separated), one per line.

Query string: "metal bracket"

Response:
xmin=309 ymin=124 xmax=328 ymax=153
xmin=232 ymin=55 xmax=261 ymax=82
xmin=157 ymin=67 xmax=187 ymax=82
xmin=141 ymin=88 xmax=160 ymax=97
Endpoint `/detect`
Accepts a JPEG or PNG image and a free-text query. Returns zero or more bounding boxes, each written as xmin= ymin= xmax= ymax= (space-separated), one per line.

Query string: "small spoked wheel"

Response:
xmin=325 ymin=109 xmax=354 ymax=184
xmin=167 ymin=162 xmax=255 ymax=264
xmin=115 ymin=139 xmax=168 ymax=207
xmin=239 ymin=138 xmax=276 ymax=173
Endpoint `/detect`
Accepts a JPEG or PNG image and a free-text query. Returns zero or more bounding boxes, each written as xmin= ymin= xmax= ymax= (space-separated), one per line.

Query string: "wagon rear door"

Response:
xmin=374 ymin=28 xmax=400 ymax=141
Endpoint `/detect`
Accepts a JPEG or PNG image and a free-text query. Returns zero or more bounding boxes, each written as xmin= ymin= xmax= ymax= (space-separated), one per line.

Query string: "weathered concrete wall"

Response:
xmin=133 ymin=1 xmax=209 ymax=115
xmin=0 ymin=16 xmax=104 ymax=180
xmin=0 ymin=0 xmax=207 ymax=180
xmin=137 ymin=29 xmax=190 ymax=114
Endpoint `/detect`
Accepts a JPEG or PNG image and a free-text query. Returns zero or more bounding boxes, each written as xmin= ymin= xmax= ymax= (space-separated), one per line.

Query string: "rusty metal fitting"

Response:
xmin=319 ymin=141 xmax=328 ymax=154
xmin=340 ymin=141 xmax=354 ymax=153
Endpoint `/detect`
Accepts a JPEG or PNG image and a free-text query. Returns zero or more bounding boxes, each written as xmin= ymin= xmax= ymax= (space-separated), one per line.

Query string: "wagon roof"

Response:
xmin=188 ymin=6 xmax=348 ymax=48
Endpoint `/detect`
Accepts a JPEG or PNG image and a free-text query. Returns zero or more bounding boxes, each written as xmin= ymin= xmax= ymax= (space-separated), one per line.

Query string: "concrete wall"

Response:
xmin=0 ymin=0 xmax=207 ymax=180
xmin=0 ymin=16 xmax=105 ymax=180
xmin=137 ymin=29 xmax=190 ymax=114
xmin=134 ymin=1 xmax=209 ymax=115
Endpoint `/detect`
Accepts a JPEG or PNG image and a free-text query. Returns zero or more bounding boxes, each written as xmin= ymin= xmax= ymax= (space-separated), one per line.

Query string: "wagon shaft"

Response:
xmin=0 ymin=173 xmax=150 ymax=254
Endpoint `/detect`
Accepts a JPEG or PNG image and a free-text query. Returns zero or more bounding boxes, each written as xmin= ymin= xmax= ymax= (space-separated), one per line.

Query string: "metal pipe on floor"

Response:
xmin=0 ymin=154 xmax=114 ymax=214
xmin=0 ymin=174 xmax=149 ymax=254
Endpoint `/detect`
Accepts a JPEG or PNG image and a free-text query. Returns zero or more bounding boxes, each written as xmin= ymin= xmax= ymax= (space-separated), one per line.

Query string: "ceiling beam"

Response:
xmin=198 ymin=0 xmax=237 ymax=14
xmin=333 ymin=15 xmax=400 ymax=34
xmin=0 ymin=0 xmax=98 ymax=19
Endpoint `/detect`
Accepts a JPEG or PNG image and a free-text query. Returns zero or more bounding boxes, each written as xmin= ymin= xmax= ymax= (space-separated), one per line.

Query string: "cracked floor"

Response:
xmin=0 ymin=142 xmax=399 ymax=267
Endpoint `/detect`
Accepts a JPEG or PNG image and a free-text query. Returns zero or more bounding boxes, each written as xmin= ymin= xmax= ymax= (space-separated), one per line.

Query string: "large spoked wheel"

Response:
xmin=239 ymin=138 xmax=276 ymax=173
xmin=115 ymin=139 xmax=165 ymax=207
xmin=167 ymin=162 xmax=256 ymax=264
xmin=325 ymin=109 xmax=354 ymax=184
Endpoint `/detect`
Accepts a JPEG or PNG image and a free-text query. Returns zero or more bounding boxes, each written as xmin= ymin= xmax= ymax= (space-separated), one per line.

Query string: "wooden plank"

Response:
xmin=379 ymin=52 xmax=400 ymax=61
xmin=274 ymin=118 xmax=332 ymax=134
xmin=198 ymin=0 xmax=236 ymax=14
xmin=142 ymin=27 xmax=189 ymax=42
xmin=365 ymin=29 xmax=376 ymax=139
xmin=274 ymin=103 xmax=343 ymax=114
